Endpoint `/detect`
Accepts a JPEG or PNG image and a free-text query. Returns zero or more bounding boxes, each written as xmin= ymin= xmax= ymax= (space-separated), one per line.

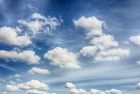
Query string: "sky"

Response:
xmin=0 ymin=0 xmax=140 ymax=94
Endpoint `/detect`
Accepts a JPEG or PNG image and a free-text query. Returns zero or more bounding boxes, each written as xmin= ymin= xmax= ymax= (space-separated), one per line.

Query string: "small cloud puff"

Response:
xmin=6 ymin=80 xmax=48 ymax=91
xmin=65 ymin=82 xmax=122 ymax=94
xmin=129 ymin=35 xmax=140 ymax=46
xmin=28 ymin=67 xmax=50 ymax=75
xmin=44 ymin=47 xmax=81 ymax=69
xmin=74 ymin=16 xmax=103 ymax=36
xmin=0 ymin=26 xmax=31 ymax=46
xmin=0 ymin=50 xmax=40 ymax=64
xmin=18 ymin=13 xmax=61 ymax=36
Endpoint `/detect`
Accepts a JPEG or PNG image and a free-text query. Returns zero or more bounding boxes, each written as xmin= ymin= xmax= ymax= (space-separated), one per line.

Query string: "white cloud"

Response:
xmin=74 ymin=16 xmax=103 ymax=36
xmin=28 ymin=67 xmax=50 ymax=75
xmin=6 ymin=80 xmax=48 ymax=91
xmin=74 ymin=16 xmax=129 ymax=62
xmin=32 ymin=13 xmax=46 ymax=20
xmin=0 ymin=26 xmax=31 ymax=46
xmin=80 ymin=46 xmax=97 ymax=56
xmin=65 ymin=82 xmax=76 ymax=89
xmin=95 ymin=48 xmax=130 ymax=62
xmin=44 ymin=47 xmax=81 ymax=69
xmin=65 ymin=82 xmax=122 ymax=94
xmin=18 ymin=19 xmax=46 ymax=35
xmin=136 ymin=82 xmax=140 ymax=89
xmin=65 ymin=82 xmax=87 ymax=94
xmin=6 ymin=84 xmax=19 ymax=91
xmin=0 ymin=50 xmax=40 ymax=64
xmin=18 ymin=13 xmax=61 ymax=35
xmin=90 ymin=34 xmax=119 ymax=49
xmin=26 ymin=89 xmax=48 ymax=94
xmin=105 ymin=89 xmax=122 ymax=94
xmin=129 ymin=35 xmax=140 ymax=45
xmin=136 ymin=61 xmax=140 ymax=65
xmin=14 ymin=74 xmax=21 ymax=78
xmin=90 ymin=89 xmax=105 ymax=94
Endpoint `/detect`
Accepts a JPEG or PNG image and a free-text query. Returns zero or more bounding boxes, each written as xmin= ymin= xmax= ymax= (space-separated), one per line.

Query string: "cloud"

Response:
xmin=28 ymin=67 xmax=50 ymax=75
xmin=18 ymin=13 xmax=61 ymax=35
xmin=95 ymin=48 xmax=130 ymax=62
xmin=26 ymin=89 xmax=48 ymax=94
xmin=129 ymin=35 xmax=140 ymax=46
xmin=136 ymin=82 xmax=140 ymax=89
xmin=136 ymin=61 xmax=140 ymax=65
xmin=6 ymin=80 xmax=48 ymax=91
xmin=90 ymin=89 xmax=106 ymax=94
xmin=75 ymin=16 xmax=129 ymax=62
xmin=65 ymin=82 xmax=76 ymax=89
xmin=90 ymin=34 xmax=118 ymax=49
xmin=6 ymin=84 xmax=19 ymax=91
xmin=105 ymin=89 xmax=122 ymax=94
xmin=0 ymin=26 xmax=31 ymax=46
xmin=74 ymin=16 xmax=103 ymax=36
xmin=13 ymin=74 xmax=21 ymax=78
xmin=0 ymin=50 xmax=40 ymax=64
xmin=65 ymin=82 xmax=122 ymax=94
xmin=80 ymin=46 xmax=97 ymax=56
xmin=44 ymin=47 xmax=81 ymax=69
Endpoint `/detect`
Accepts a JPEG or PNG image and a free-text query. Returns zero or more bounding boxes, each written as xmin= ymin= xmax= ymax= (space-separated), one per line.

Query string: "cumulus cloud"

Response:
xmin=75 ymin=16 xmax=129 ymax=62
xmin=65 ymin=82 xmax=76 ymax=89
xmin=28 ymin=67 xmax=50 ymax=75
xmin=136 ymin=61 xmax=140 ymax=65
xmin=13 ymin=74 xmax=21 ymax=78
xmin=44 ymin=47 xmax=81 ymax=69
xmin=105 ymin=89 xmax=122 ymax=94
xmin=129 ymin=35 xmax=140 ymax=46
xmin=65 ymin=82 xmax=122 ymax=94
xmin=95 ymin=48 xmax=130 ymax=62
xmin=6 ymin=80 xmax=56 ymax=94
xmin=6 ymin=84 xmax=19 ymax=91
xmin=74 ymin=16 xmax=103 ymax=36
xmin=0 ymin=50 xmax=40 ymax=64
xmin=136 ymin=82 xmax=140 ymax=89
xmin=0 ymin=26 xmax=31 ymax=46
xmin=26 ymin=89 xmax=48 ymax=94
xmin=80 ymin=46 xmax=97 ymax=56
xmin=18 ymin=13 xmax=61 ymax=35
xmin=6 ymin=80 xmax=48 ymax=91
xmin=90 ymin=89 xmax=106 ymax=94
xmin=90 ymin=34 xmax=119 ymax=49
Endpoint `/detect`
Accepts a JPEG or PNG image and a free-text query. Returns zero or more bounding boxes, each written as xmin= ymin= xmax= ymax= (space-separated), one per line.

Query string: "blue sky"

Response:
xmin=0 ymin=0 xmax=140 ymax=94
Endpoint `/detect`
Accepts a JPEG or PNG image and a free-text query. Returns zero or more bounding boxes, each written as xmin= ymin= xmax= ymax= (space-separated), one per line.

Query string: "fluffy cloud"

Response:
xmin=90 ymin=34 xmax=119 ymax=49
xmin=75 ymin=16 xmax=129 ymax=62
xmin=65 ymin=82 xmax=86 ymax=94
xmin=106 ymin=89 xmax=122 ymax=94
xmin=136 ymin=82 xmax=140 ymax=89
xmin=6 ymin=80 xmax=48 ymax=91
xmin=65 ymin=82 xmax=76 ymax=89
xmin=65 ymin=82 xmax=122 ymax=94
xmin=136 ymin=61 xmax=140 ymax=65
xmin=13 ymin=74 xmax=21 ymax=78
xmin=18 ymin=13 xmax=61 ymax=35
xmin=26 ymin=90 xmax=48 ymax=94
xmin=80 ymin=46 xmax=97 ymax=56
xmin=74 ymin=16 xmax=103 ymax=36
xmin=0 ymin=50 xmax=40 ymax=64
xmin=0 ymin=26 xmax=31 ymax=46
xmin=95 ymin=48 xmax=130 ymax=62
xmin=90 ymin=89 xmax=105 ymax=94
xmin=6 ymin=84 xmax=19 ymax=91
xmin=28 ymin=67 xmax=50 ymax=75
xmin=44 ymin=47 xmax=81 ymax=69
xmin=129 ymin=35 xmax=140 ymax=45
